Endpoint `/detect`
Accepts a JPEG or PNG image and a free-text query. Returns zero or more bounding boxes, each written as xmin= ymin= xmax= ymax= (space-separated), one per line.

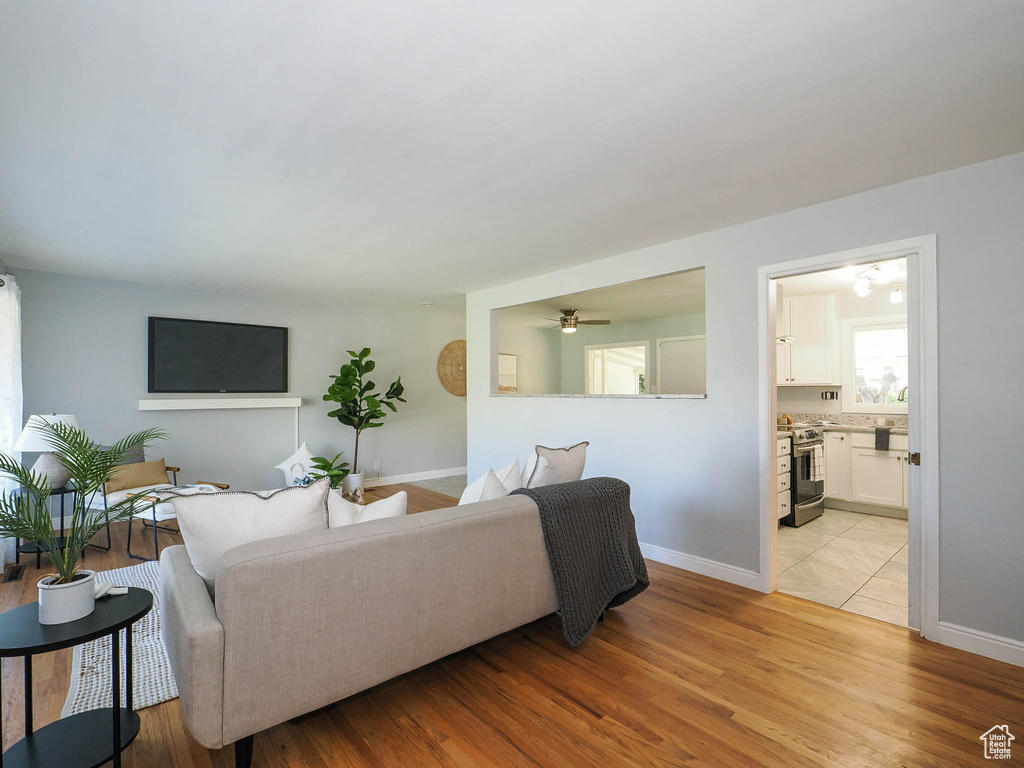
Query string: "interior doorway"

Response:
xmin=757 ymin=236 xmax=939 ymax=640
xmin=773 ymin=258 xmax=910 ymax=626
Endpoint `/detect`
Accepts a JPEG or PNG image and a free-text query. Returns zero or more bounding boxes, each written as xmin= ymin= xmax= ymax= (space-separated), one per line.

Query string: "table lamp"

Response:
xmin=13 ymin=414 xmax=81 ymax=490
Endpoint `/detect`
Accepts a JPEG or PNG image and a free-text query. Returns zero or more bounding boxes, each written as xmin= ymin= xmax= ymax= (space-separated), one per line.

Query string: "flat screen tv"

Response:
xmin=148 ymin=317 xmax=288 ymax=393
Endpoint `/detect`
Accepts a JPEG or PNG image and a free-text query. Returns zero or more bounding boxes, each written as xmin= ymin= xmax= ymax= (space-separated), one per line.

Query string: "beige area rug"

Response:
xmin=62 ymin=559 xmax=179 ymax=716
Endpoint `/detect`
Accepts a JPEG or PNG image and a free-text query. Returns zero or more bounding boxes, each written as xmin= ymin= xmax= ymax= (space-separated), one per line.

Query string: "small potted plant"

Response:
xmin=308 ymin=453 xmax=350 ymax=489
xmin=323 ymin=348 xmax=406 ymax=497
xmin=0 ymin=421 xmax=166 ymax=624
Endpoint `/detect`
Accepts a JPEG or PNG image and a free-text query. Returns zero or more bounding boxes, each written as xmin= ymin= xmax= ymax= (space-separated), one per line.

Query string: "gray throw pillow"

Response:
xmin=524 ymin=442 xmax=589 ymax=488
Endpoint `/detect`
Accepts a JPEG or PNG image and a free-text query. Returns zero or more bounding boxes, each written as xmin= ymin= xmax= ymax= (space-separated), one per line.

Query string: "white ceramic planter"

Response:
xmin=343 ymin=471 xmax=365 ymax=496
xmin=38 ymin=570 xmax=96 ymax=625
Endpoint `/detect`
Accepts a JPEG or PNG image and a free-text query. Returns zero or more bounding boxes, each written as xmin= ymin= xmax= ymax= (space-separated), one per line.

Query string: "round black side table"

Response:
xmin=0 ymin=588 xmax=153 ymax=768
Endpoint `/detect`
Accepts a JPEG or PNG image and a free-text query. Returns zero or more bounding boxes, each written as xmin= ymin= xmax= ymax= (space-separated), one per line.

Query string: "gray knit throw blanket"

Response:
xmin=512 ymin=477 xmax=649 ymax=647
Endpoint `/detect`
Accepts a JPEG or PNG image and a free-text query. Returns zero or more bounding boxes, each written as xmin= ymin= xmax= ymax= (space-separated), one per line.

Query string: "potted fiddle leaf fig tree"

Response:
xmin=0 ymin=421 xmax=167 ymax=624
xmin=323 ymin=348 xmax=406 ymax=496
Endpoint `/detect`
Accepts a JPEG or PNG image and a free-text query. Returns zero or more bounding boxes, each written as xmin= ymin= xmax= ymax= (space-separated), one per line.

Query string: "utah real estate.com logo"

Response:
xmin=980 ymin=725 xmax=1014 ymax=760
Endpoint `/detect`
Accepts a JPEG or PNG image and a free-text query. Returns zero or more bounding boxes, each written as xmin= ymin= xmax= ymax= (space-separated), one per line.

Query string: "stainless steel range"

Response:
xmin=783 ymin=427 xmax=825 ymax=526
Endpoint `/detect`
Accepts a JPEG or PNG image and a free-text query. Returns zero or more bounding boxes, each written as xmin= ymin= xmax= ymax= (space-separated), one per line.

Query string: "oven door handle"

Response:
xmin=795 ymin=494 xmax=825 ymax=510
xmin=794 ymin=442 xmax=823 ymax=453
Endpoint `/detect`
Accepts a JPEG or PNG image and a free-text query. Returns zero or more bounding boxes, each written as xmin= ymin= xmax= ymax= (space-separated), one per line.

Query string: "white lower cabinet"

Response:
xmin=825 ymin=430 xmax=908 ymax=509
xmin=824 ymin=431 xmax=849 ymax=500
xmin=777 ymin=491 xmax=791 ymax=521
xmin=850 ymin=447 xmax=906 ymax=507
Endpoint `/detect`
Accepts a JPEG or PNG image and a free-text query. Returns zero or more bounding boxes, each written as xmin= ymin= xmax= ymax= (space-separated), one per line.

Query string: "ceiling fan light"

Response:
xmin=561 ymin=326 xmax=577 ymax=334
xmin=890 ymin=285 xmax=904 ymax=304
xmin=853 ymin=277 xmax=872 ymax=297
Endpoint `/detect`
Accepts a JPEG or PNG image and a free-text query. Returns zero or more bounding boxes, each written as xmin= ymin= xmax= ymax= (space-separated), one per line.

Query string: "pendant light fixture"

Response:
xmin=889 ymin=284 xmax=904 ymax=304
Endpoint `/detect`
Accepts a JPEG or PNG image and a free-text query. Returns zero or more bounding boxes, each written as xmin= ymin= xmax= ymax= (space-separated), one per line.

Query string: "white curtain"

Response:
xmin=0 ymin=274 xmax=23 ymax=568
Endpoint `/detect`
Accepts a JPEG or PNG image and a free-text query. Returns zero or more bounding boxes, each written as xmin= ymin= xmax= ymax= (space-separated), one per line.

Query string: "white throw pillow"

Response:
xmin=524 ymin=442 xmax=589 ymax=488
xmin=459 ymin=468 xmax=509 ymax=505
xmin=172 ymin=477 xmax=330 ymax=590
xmin=495 ymin=459 xmax=522 ymax=493
xmin=328 ymin=490 xmax=408 ymax=528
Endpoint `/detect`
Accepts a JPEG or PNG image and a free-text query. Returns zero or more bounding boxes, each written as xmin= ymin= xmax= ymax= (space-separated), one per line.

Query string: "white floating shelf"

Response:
xmin=138 ymin=397 xmax=303 ymax=412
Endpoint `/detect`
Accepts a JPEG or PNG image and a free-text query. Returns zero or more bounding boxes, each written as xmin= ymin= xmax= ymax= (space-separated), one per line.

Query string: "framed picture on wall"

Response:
xmin=498 ymin=353 xmax=518 ymax=393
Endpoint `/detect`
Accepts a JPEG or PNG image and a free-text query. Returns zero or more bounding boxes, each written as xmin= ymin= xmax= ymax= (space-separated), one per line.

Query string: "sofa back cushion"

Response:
xmin=172 ymin=478 xmax=330 ymax=590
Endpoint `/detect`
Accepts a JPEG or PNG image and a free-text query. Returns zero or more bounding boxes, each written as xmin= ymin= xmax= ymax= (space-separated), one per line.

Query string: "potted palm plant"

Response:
xmin=323 ymin=348 xmax=406 ymax=496
xmin=0 ymin=421 xmax=167 ymax=624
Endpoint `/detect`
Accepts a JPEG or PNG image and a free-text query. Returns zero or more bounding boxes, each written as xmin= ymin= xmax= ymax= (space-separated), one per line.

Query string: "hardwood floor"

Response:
xmin=3 ymin=485 xmax=1022 ymax=767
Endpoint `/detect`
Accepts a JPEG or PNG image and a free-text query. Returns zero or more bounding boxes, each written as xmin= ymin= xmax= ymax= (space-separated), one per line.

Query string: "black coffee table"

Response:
xmin=0 ymin=587 xmax=153 ymax=768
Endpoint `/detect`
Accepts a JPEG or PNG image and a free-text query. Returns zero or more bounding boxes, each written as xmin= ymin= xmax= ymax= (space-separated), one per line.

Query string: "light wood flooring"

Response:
xmin=2 ymin=483 xmax=1022 ymax=767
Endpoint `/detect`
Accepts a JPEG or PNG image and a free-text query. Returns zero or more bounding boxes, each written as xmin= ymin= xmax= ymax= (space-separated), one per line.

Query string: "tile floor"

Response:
xmin=778 ymin=509 xmax=909 ymax=627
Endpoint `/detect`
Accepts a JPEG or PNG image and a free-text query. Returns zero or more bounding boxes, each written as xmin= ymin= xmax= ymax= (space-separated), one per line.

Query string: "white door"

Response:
xmin=789 ymin=294 xmax=831 ymax=383
xmin=851 ymin=448 xmax=905 ymax=506
xmin=824 ymin=432 xmax=849 ymax=500
xmin=658 ymin=336 xmax=706 ymax=394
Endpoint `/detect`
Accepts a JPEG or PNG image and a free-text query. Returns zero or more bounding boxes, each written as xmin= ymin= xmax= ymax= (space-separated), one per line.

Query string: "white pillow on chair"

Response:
xmin=172 ymin=478 xmax=330 ymax=590
xmin=523 ymin=442 xmax=589 ymax=488
xmin=328 ymin=490 xmax=408 ymax=527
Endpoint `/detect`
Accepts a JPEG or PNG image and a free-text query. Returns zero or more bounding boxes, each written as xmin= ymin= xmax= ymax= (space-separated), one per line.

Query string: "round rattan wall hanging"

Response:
xmin=437 ymin=340 xmax=467 ymax=397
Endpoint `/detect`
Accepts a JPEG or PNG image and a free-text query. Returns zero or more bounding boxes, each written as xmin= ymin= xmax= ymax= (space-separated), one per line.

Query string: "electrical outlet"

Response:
xmin=373 ymin=460 xmax=381 ymax=471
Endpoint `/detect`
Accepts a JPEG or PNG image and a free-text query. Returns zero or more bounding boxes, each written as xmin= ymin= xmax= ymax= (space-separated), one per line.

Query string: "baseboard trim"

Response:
xmin=935 ymin=621 xmax=1024 ymax=667
xmin=640 ymin=542 xmax=762 ymax=591
xmin=364 ymin=466 xmax=467 ymax=489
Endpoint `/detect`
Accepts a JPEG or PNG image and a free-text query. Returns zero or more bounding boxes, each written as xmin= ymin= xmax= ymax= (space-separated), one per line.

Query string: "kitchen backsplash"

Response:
xmin=780 ymin=412 xmax=909 ymax=427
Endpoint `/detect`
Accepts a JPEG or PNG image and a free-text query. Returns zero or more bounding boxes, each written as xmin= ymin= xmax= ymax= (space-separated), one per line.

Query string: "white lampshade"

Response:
xmin=13 ymin=414 xmax=81 ymax=453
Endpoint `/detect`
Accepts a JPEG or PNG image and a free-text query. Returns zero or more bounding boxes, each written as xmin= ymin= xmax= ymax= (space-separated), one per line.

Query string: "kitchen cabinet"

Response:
xmin=826 ymin=430 xmax=909 ymax=508
xmin=777 ymin=293 xmax=841 ymax=385
xmin=851 ymin=447 xmax=906 ymax=507
xmin=777 ymin=436 xmax=792 ymax=521
xmin=824 ymin=431 xmax=849 ymax=500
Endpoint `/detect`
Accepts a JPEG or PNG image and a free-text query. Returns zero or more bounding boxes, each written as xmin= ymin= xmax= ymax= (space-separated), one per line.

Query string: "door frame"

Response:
xmin=757 ymin=234 xmax=939 ymax=640
xmin=656 ymin=334 xmax=706 ymax=394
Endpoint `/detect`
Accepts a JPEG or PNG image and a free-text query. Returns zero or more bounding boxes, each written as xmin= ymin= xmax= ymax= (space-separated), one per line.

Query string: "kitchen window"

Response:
xmin=842 ymin=316 xmax=908 ymax=414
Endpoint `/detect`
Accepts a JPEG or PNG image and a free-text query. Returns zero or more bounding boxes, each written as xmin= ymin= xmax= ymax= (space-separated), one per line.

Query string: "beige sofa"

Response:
xmin=160 ymin=493 xmax=558 ymax=768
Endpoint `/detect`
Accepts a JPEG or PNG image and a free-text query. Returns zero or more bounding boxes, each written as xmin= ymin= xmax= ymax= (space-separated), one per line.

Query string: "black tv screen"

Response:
xmin=148 ymin=317 xmax=288 ymax=393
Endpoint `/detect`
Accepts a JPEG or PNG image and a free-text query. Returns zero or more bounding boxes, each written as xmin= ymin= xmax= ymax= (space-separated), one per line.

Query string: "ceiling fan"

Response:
xmin=545 ymin=308 xmax=611 ymax=334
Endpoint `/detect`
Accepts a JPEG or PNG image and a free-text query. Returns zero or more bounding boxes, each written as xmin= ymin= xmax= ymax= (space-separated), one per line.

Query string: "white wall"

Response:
xmin=496 ymin=319 xmax=562 ymax=394
xmin=17 ymin=271 xmax=467 ymax=490
xmin=468 ymin=151 xmax=1024 ymax=645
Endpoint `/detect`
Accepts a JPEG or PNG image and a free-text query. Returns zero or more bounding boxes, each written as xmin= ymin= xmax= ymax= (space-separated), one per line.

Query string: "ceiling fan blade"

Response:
xmin=545 ymin=325 xmax=562 ymax=331
xmin=544 ymin=318 xmax=562 ymax=322
xmin=577 ymin=319 xmax=611 ymax=325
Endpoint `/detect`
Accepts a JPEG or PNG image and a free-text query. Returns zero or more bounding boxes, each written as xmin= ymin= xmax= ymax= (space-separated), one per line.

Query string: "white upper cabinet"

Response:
xmin=778 ymin=293 xmax=841 ymax=385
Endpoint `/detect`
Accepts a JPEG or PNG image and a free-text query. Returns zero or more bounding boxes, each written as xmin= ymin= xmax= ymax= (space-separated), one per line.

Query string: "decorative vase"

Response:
xmin=343 ymin=471 xmax=364 ymax=496
xmin=38 ymin=570 xmax=96 ymax=625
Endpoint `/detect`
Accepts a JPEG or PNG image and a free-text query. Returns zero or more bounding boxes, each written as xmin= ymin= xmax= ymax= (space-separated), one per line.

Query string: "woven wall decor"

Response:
xmin=437 ymin=340 xmax=467 ymax=397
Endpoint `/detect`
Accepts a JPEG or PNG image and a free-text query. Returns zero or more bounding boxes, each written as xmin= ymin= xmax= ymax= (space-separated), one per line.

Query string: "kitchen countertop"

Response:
xmin=778 ymin=424 xmax=908 ymax=436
